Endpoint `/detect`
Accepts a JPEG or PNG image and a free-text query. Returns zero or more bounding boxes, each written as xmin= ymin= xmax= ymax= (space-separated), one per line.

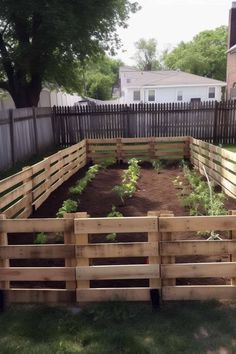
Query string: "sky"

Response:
xmin=115 ymin=0 xmax=232 ymax=65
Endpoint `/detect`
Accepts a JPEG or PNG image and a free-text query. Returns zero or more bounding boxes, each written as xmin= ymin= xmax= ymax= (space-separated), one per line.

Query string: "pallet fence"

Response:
xmin=1 ymin=214 xmax=236 ymax=304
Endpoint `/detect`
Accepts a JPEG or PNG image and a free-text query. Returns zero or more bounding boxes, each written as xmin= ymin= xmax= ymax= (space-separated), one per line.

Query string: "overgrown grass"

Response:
xmin=1 ymin=301 xmax=236 ymax=353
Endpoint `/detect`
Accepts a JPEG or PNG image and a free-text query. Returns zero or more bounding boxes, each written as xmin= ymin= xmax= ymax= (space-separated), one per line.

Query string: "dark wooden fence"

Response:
xmin=53 ymin=101 xmax=236 ymax=146
xmin=0 ymin=107 xmax=54 ymax=171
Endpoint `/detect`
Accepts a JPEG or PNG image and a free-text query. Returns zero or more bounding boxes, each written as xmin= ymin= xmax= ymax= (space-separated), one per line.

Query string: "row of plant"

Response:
xmin=173 ymin=162 xmax=227 ymax=239
xmin=112 ymin=158 xmax=141 ymax=204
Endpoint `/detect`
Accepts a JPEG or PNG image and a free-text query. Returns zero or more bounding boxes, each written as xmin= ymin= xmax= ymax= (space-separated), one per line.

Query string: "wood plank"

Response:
xmin=0 ymin=244 xmax=75 ymax=259
xmin=75 ymin=217 xmax=158 ymax=234
xmin=76 ymin=242 xmax=158 ymax=258
xmin=0 ymin=267 xmax=75 ymax=281
xmin=76 ymin=264 xmax=160 ymax=280
xmin=4 ymin=195 xmax=29 ymax=218
xmin=148 ymin=211 xmax=160 ymax=289
xmin=6 ymin=289 xmax=75 ymax=304
xmin=75 ymin=212 xmax=90 ymax=295
xmin=0 ymin=214 xmax=9 ymax=289
xmin=163 ymin=285 xmax=236 ymax=301
xmin=0 ymin=169 xmax=31 ymax=194
xmin=0 ymin=182 xmax=32 ymax=209
xmin=161 ymin=240 xmax=236 ymax=256
xmin=77 ymin=287 xmax=152 ymax=302
xmin=159 ymin=215 xmax=236 ymax=232
xmin=0 ymin=218 xmax=69 ymax=233
xmin=162 ymin=262 xmax=236 ymax=278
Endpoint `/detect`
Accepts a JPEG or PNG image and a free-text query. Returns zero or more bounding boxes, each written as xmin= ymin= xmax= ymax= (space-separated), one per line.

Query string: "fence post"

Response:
xmin=0 ymin=214 xmax=9 ymax=290
xmin=147 ymin=211 xmax=161 ymax=291
xmin=75 ymin=212 xmax=90 ymax=304
xmin=9 ymin=109 xmax=16 ymax=166
xmin=160 ymin=211 xmax=175 ymax=288
xmin=64 ymin=213 xmax=77 ymax=292
xmin=230 ymin=210 xmax=236 ymax=285
xmin=213 ymin=101 xmax=219 ymax=145
xmin=32 ymin=107 xmax=39 ymax=154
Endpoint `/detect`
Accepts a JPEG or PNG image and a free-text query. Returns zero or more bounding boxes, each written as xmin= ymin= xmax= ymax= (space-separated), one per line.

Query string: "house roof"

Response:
xmin=120 ymin=67 xmax=226 ymax=87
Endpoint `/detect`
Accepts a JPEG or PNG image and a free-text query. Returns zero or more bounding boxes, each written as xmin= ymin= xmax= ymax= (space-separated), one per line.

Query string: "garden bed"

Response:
xmin=8 ymin=160 xmax=236 ymax=290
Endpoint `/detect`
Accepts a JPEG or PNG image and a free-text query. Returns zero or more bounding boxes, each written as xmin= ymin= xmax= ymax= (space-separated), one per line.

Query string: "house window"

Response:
xmin=177 ymin=90 xmax=183 ymax=101
xmin=133 ymin=90 xmax=140 ymax=101
xmin=148 ymin=90 xmax=155 ymax=102
xmin=209 ymin=87 xmax=215 ymax=99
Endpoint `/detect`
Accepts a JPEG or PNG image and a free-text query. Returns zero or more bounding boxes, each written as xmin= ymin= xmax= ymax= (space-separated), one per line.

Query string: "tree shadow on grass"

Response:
xmin=1 ymin=301 xmax=236 ymax=354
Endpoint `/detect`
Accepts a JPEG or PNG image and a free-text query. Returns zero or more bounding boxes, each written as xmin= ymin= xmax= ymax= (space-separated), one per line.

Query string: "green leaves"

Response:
xmin=113 ymin=158 xmax=140 ymax=204
xmin=69 ymin=164 xmax=101 ymax=195
xmin=56 ymin=199 xmax=78 ymax=218
xmin=164 ymin=26 xmax=227 ymax=81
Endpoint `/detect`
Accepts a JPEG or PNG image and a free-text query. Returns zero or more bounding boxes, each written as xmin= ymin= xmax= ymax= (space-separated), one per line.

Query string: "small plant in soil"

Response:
xmin=34 ymin=232 xmax=48 ymax=244
xmin=56 ymin=199 xmax=78 ymax=218
xmin=100 ymin=158 xmax=116 ymax=169
xmin=69 ymin=164 xmax=101 ymax=195
xmin=113 ymin=158 xmax=140 ymax=204
xmin=152 ymin=159 xmax=163 ymax=173
xmin=106 ymin=206 xmax=123 ymax=241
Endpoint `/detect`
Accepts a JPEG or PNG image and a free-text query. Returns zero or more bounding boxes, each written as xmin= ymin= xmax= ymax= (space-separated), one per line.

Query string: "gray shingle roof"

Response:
xmin=120 ymin=67 xmax=226 ymax=87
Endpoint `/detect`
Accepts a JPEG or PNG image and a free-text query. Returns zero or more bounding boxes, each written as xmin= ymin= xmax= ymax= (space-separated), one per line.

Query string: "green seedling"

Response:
xmin=57 ymin=199 xmax=78 ymax=218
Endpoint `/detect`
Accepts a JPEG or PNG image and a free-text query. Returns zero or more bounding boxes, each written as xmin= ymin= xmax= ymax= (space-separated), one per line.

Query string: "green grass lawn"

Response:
xmin=1 ymin=301 xmax=236 ymax=354
xmin=222 ymin=145 xmax=236 ymax=153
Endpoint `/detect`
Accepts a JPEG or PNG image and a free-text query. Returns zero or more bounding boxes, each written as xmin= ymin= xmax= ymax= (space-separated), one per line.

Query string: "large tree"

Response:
xmin=163 ymin=26 xmax=227 ymax=81
xmin=133 ymin=38 xmax=161 ymax=71
xmin=0 ymin=0 xmax=139 ymax=107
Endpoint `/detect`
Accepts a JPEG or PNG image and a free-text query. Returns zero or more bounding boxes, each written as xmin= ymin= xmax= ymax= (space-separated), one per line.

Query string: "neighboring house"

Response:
xmin=118 ymin=66 xmax=226 ymax=104
xmin=226 ymin=2 xmax=236 ymax=99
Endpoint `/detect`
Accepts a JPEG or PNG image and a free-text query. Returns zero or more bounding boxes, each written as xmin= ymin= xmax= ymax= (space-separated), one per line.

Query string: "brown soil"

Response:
xmin=10 ymin=162 xmax=236 ymax=289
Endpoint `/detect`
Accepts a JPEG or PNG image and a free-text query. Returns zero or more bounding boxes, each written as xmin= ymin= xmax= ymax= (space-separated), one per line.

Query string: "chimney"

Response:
xmin=229 ymin=2 xmax=236 ymax=49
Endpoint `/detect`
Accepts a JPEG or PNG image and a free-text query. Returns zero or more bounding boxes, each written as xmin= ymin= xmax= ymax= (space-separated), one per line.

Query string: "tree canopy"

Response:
xmin=133 ymin=38 xmax=161 ymax=71
xmin=76 ymin=55 xmax=123 ymax=101
xmin=163 ymin=26 xmax=227 ymax=81
xmin=0 ymin=0 xmax=139 ymax=107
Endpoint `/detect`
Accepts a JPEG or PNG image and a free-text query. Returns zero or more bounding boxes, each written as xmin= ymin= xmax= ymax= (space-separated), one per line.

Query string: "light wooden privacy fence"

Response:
xmin=1 ymin=213 xmax=236 ymax=305
xmin=190 ymin=137 xmax=236 ymax=199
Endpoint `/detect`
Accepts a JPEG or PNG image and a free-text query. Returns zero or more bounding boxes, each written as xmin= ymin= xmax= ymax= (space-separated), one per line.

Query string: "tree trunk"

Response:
xmin=8 ymin=75 xmax=42 ymax=108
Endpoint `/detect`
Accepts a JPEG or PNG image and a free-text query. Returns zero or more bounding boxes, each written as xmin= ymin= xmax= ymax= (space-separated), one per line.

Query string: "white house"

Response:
xmin=118 ymin=67 xmax=226 ymax=104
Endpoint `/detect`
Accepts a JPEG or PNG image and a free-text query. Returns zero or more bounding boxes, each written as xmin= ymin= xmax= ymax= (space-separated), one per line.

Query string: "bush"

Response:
xmin=56 ymin=199 xmax=78 ymax=218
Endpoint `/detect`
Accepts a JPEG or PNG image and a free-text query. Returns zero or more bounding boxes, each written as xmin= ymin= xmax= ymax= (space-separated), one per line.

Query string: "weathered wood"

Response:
xmin=0 ymin=244 xmax=75 ymax=259
xmin=64 ymin=213 xmax=76 ymax=290
xmin=163 ymin=285 xmax=236 ymax=301
xmin=159 ymin=215 xmax=236 ymax=232
xmin=6 ymin=289 xmax=75 ymax=304
xmin=75 ymin=212 xmax=90 ymax=300
xmin=161 ymin=240 xmax=236 ymax=256
xmin=77 ymin=288 xmax=151 ymax=302
xmin=148 ymin=211 xmax=160 ymax=288
xmin=76 ymin=242 xmax=159 ymax=258
xmin=76 ymin=264 xmax=160 ymax=280
xmin=0 ymin=267 xmax=75 ymax=281
xmin=0 ymin=218 xmax=69 ymax=233
xmin=74 ymin=217 xmax=158 ymax=234
xmin=0 ymin=214 xmax=9 ymax=289
xmin=162 ymin=262 xmax=236 ymax=279
xmin=160 ymin=211 xmax=175 ymax=287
